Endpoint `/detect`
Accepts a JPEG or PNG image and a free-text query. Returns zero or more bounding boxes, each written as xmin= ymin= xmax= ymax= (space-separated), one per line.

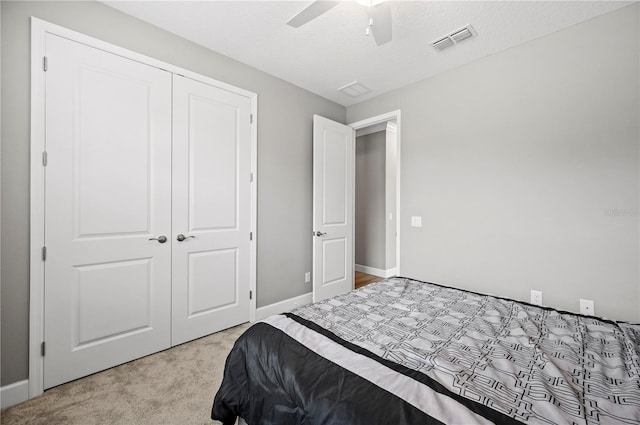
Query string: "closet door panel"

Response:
xmin=189 ymin=96 xmax=238 ymax=230
xmin=188 ymin=249 xmax=238 ymax=314
xmin=172 ymin=75 xmax=251 ymax=345
xmin=76 ymin=66 xmax=152 ymax=235
xmin=44 ymin=34 xmax=172 ymax=389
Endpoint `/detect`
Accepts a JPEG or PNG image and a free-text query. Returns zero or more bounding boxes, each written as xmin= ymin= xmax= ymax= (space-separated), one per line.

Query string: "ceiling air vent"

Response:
xmin=432 ymin=37 xmax=455 ymax=51
xmin=450 ymin=27 xmax=473 ymax=43
xmin=337 ymin=81 xmax=373 ymax=98
xmin=430 ymin=24 xmax=476 ymax=52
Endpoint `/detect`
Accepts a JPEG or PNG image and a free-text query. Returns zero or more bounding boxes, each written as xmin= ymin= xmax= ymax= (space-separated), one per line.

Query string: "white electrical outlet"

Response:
xmin=580 ymin=299 xmax=595 ymax=316
xmin=305 ymin=272 xmax=311 ymax=283
xmin=530 ymin=290 xmax=543 ymax=306
xmin=411 ymin=216 xmax=422 ymax=227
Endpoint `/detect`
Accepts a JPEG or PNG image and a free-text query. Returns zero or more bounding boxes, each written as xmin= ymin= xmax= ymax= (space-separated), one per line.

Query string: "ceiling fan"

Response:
xmin=287 ymin=0 xmax=392 ymax=46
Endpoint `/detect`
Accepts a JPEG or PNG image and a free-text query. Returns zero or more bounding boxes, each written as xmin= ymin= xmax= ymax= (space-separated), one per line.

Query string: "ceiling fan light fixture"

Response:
xmin=356 ymin=0 xmax=384 ymax=7
xmin=288 ymin=0 xmax=392 ymax=46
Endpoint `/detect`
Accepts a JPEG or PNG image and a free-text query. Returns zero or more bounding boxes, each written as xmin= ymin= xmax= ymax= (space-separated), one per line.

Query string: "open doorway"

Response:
xmin=349 ymin=111 xmax=401 ymax=287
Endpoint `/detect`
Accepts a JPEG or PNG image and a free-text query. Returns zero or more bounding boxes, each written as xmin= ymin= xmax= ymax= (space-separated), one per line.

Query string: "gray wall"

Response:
xmin=355 ymin=131 xmax=386 ymax=270
xmin=348 ymin=4 xmax=640 ymax=322
xmin=1 ymin=0 xmax=345 ymax=386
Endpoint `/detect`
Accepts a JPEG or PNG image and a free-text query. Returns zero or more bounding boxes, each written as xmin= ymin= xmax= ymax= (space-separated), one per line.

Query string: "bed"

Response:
xmin=211 ymin=277 xmax=640 ymax=424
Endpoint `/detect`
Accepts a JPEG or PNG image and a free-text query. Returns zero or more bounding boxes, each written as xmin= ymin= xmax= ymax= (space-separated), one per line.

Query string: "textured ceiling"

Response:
xmin=102 ymin=1 xmax=632 ymax=106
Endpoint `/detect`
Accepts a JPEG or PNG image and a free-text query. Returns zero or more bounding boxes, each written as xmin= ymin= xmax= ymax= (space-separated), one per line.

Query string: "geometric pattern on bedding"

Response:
xmin=292 ymin=277 xmax=640 ymax=425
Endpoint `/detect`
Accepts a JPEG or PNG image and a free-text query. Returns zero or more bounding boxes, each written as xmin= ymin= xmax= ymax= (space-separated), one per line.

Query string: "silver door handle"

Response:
xmin=149 ymin=235 xmax=167 ymax=244
xmin=314 ymin=231 xmax=326 ymax=237
xmin=176 ymin=234 xmax=196 ymax=242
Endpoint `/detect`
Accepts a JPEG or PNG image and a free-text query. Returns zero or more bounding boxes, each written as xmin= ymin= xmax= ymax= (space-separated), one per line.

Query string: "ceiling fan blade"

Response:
xmin=369 ymin=2 xmax=392 ymax=46
xmin=287 ymin=1 xmax=340 ymax=28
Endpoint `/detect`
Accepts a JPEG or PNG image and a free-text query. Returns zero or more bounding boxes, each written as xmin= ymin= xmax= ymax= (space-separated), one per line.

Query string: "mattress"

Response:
xmin=212 ymin=277 xmax=640 ymax=424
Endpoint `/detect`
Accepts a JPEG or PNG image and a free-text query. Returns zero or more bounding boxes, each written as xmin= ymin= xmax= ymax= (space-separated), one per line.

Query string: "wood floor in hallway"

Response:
xmin=355 ymin=271 xmax=385 ymax=289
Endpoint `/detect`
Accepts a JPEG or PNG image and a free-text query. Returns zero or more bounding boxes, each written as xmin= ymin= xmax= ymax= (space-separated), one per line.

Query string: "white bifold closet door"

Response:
xmin=171 ymin=75 xmax=251 ymax=346
xmin=43 ymin=34 xmax=251 ymax=389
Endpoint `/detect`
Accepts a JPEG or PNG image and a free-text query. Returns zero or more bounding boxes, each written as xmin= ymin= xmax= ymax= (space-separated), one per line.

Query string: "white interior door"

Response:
xmin=44 ymin=34 xmax=172 ymax=388
xmin=312 ymin=115 xmax=355 ymax=302
xmin=171 ymin=75 xmax=251 ymax=345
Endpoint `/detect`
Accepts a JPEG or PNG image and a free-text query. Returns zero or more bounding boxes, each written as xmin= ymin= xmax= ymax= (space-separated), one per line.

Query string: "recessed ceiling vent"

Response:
xmin=337 ymin=81 xmax=373 ymax=98
xmin=431 ymin=24 xmax=476 ymax=52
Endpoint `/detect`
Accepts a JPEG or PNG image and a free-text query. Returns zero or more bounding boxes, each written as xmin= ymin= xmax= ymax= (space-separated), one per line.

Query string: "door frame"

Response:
xmin=29 ymin=18 xmax=258 ymax=398
xmin=349 ymin=110 xmax=402 ymax=276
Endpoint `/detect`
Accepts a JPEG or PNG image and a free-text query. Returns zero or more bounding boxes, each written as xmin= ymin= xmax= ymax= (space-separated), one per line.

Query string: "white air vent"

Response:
xmin=337 ymin=81 xmax=373 ymax=98
xmin=432 ymin=37 xmax=455 ymax=51
xmin=450 ymin=27 xmax=473 ymax=43
xmin=430 ymin=24 xmax=476 ymax=52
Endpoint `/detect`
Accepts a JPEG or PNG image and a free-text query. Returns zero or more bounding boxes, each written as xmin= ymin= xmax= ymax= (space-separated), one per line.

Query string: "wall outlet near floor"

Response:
xmin=530 ymin=290 xmax=543 ymax=306
xmin=410 ymin=216 xmax=422 ymax=227
xmin=580 ymin=299 xmax=595 ymax=316
xmin=305 ymin=272 xmax=311 ymax=283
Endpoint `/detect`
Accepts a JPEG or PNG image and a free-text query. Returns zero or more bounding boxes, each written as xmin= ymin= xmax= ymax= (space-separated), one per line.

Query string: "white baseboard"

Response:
xmin=255 ymin=292 xmax=313 ymax=321
xmin=355 ymin=264 xmax=397 ymax=278
xmin=1 ymin=379 xmax=29 ymax=409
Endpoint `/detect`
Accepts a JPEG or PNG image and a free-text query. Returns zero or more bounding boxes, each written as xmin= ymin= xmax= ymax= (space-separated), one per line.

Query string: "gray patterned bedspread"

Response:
xmin=291 ymin=277 xmax=640 ymax=424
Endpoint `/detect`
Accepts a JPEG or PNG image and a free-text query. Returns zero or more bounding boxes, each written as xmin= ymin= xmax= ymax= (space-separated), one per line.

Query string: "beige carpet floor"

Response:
xmin=1 ymin=323 xmax=250 ymax=425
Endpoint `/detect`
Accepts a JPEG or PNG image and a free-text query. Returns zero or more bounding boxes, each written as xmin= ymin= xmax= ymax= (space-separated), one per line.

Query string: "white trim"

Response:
xmin=255 ymin=293 xmax=313 ymax=321
xmin=249 ymin=89 xmax=258 ymax=324
xmin=29 ymin=17 xmax=258 ymax=398
xmin=1 ymin=380 xmax=29 ymax=409
xmin=355 ymin=264 xmax=397 ymax=278
xmin=355 ymin=121 xmax=386 ymax=137
xmin=0 ymin=5 xmax=3 ymax=404
xmin=29 ymin=17 xmax=47 ymax=400
xmin=349 ymin=110 xmax=402 ymax=277
xmin=31 ymin=18 xmax=257 ymax=99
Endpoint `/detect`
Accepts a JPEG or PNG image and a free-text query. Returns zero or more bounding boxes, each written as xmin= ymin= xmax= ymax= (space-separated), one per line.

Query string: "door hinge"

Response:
xmin=249 ymin=290 xmax=253 ymax=300
xmin=42 ymin=151 xmax=48 ymax=166
xmin=43 ymin=56 xmax=48 ymax=72
xmin=42 ymin=246 xmax=47 ymax=261
xmin=249 ymin=232 xmax=253 ymax=241
xmin=250 ymin=173 xmax=254 ymax=182
xmin=41 ymin=341 xmax=46 ymax=357
xmin=250 ymin=114 xmax=253 ymax=124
